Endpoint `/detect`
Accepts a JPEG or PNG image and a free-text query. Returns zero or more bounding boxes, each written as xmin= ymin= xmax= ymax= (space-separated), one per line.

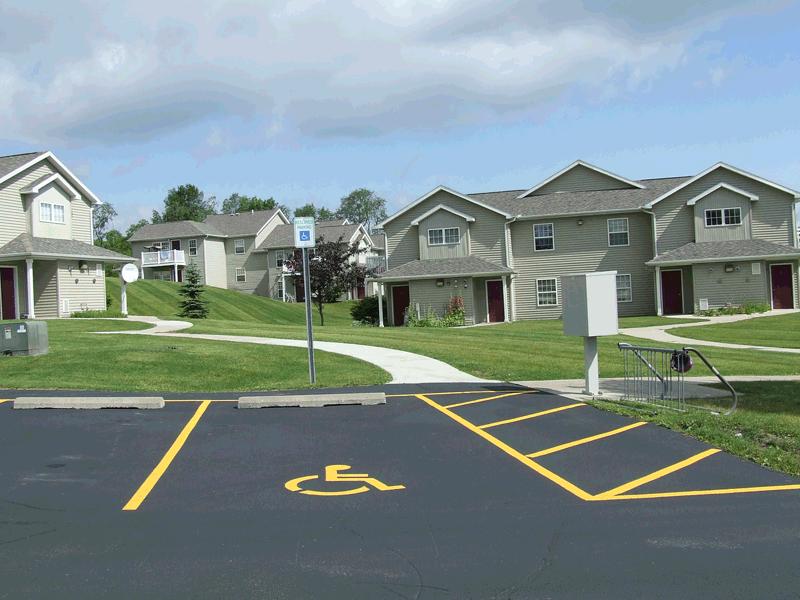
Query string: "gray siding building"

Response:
xmin=375 ymin=160 xmax=800 ymax=325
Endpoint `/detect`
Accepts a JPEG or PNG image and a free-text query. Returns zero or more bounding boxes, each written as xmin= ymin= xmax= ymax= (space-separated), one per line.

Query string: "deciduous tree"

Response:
xmin=337 ymin=188 xmax=387 ymax=231
xmin=152 ymin=184 xmax=216 ymax=223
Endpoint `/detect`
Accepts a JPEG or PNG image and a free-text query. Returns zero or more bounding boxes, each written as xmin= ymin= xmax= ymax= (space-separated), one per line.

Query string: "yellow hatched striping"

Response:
xmin=444 ymin=391 xmax=531 ymax=409
xmin=527 ymin=421 xmax=647 ymax=458
xmin=478 ymin=403 xmax=585 ymax=430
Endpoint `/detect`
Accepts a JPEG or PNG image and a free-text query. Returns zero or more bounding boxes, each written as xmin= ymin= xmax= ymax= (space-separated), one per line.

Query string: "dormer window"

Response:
xmin=705 ymin=208 xmax=741 ymax=227
xmin=428 ymin=227 xmax=459 ymax=246
xmin=40 ymin=202 xmax=65 ymax=224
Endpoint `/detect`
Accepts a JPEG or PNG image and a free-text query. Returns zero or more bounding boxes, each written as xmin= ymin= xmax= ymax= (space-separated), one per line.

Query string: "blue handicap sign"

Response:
xmin=299 ymin=230 xmax=311 ymax=241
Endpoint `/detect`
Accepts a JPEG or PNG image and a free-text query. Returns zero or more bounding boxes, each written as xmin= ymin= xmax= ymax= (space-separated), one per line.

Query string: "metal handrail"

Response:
xmin=682 ymin=346 xmax=738 ymax=415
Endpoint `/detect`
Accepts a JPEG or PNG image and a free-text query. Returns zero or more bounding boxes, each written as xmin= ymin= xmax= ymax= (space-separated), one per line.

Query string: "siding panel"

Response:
xmin=32 ymin=260 xmax=58 ymax=318
xmin=532 ymin=164 xmax=637 ymax=195
xmin=57 ymin=260 xmax=106 ymax=315
xmin=418 ymin=210 xmax=470 ymax=259
xmin=409 ymin=278 xmax=475 ymax=326
xmin=693 ymin=189 xmax=751 ymax=242
xmin=692 ymin=261 xmax=769 ymax=310
xmin=0 ymin=163 xmax=55 ymax=245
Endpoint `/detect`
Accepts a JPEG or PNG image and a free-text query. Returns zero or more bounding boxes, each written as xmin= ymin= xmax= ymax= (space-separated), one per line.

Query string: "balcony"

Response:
xmin=141 ymin=249 xmax=186 ymax=267
xmin=366 ymin=255 xmax=386 ymax=274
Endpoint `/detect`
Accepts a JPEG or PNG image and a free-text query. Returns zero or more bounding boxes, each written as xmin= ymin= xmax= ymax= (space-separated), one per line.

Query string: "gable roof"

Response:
xmin=516 ymin=160 xmax=645 ymax=199
xmin=259 ymin=221 xmax=366 ymax=250
xmin=469 ymin=176 xmax=689 ymax=219
xmin=0 ymin=151 xmax=103 ymax=205
xmin=373 ymin=256 xmax=513 ymax=282
xmin=128 ymin=220 xmax=223 ymax=242
xmin=0 ymin=233 xmax=134 ymax=262
xmin=686 ymin=183 xmax=759 ymax=206
xmin=203 ymin=208 xmax=282 ymax=236
xmin=380 ymin=185 xmax=511 ymax=228
xmin=20 ymin=172 xmax=81 ymax=199
xmin=647 ymin=240 xmax=800 ymax=266
xmin=410 ymin=204 xmax=476 ymax=226
xmin=644 ymin=162 xmax=800 ymax=209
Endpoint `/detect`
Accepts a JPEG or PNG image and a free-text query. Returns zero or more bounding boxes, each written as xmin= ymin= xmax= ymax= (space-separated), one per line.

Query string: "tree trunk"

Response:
xmin=317 ymin=298 xmax=325 ymax=326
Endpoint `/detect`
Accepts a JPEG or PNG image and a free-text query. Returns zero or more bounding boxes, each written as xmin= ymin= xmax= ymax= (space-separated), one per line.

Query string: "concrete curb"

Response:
xmin=13 ymin=397 xmax=165 ymax=409
xmin=238 ymin=392 xmax=386 ymax=408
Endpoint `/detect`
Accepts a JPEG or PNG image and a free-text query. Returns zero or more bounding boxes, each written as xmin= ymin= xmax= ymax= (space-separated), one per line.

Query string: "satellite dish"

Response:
xmin=120 ymin=263 xmax=139 ymax=284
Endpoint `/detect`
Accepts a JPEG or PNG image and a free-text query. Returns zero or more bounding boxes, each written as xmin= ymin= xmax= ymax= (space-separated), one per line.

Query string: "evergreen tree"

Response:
xmin=178 ymin=263 xmax=209 ymax=319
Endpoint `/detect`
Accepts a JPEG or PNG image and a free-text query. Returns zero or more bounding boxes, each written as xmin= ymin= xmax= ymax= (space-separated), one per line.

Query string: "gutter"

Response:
xmin=646 ymin=252 xmax=800 ymax=268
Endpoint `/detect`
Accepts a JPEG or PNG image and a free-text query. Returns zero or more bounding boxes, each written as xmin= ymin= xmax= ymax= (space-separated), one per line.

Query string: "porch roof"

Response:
xmin=372 ymin=256 xmax=513 ymax=282
xmin=0 ymin=234 xmax=134 ymax=263
xmin=647 ymin=240 xmax=800 ymax=267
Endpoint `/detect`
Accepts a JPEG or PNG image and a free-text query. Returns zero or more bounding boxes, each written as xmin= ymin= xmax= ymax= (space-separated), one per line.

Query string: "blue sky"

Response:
xmin=1 ymin=1 xmax=798 ymax=229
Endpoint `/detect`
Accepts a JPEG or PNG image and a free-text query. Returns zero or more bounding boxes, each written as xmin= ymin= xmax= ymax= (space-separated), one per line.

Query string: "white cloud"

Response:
xmin=0 ymin=0 xmax=782 ymax=146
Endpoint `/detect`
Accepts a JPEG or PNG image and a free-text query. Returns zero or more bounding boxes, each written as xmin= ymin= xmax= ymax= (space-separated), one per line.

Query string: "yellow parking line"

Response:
xmin=444 ymin=391 xmax=530 ymax=409
xmin=122 ymin=400 xmax=211 ymax=511
xmin=416 ymin=394 xmax=594 ymax=501
xmin=595 ymin=448 xmax=721 ymax=500
xmin=527 ymin=421 xmax=648 ymax=458
xmin=165 ymin=399 xmax=237 ymax=403
xmin=0 ymin=399 xmax=9 ymax=405
xmin=478 ymin=403 xmax=585 ymax=430
xmin=386 ymin=389 xmax=514 ymax=398
xmin=603 ymin=483 xmax=800 ymax=501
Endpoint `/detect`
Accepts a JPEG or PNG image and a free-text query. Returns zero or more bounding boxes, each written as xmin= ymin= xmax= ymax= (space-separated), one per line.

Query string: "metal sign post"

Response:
xmin=294 ymin=217 xmax=317 ymax=384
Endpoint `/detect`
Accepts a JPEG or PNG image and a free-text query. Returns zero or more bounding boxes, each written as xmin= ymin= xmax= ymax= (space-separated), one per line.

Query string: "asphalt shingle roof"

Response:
xmin=0 ymin=234 xmax=133 ymax=262
xmin=128 ymin=220 xmax=222 ymax=242
xmin=0 ymin=152 xmax=47 ymax=181
xmin=376 ymin=256 xmax=512 ymax=281
xmin=260 ymin=221 xmax=361 ymax=250
xmin=468 ymin=177 xmax=690 ymax=218
xmin=203 ymin=209 xmax=281 ymax=236
xmin=647 ymin=240 xmax=800 ymax=265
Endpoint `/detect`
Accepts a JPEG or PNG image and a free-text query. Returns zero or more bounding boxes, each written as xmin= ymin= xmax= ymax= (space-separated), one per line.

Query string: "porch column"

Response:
xmin=173 ymin=263 xmax=178 ymax=282
xmin=377 ymin=282 xmax=384 ymax=327
xmin=502 ymin=275 xmax=510 ymax=322
xmin=654 ymin=266 xmax=663 ymax=316
xmin=25 ymin=258 xmax=35 ymax=319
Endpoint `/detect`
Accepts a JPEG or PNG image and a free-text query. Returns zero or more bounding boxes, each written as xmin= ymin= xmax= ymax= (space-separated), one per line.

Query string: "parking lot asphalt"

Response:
xmin=1 ymin=384 xmax=799 ymax=599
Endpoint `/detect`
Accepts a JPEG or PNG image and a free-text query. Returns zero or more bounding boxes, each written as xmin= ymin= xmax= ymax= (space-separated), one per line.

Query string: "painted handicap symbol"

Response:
xmin=285 ymin=464 xmax=405 ymax=496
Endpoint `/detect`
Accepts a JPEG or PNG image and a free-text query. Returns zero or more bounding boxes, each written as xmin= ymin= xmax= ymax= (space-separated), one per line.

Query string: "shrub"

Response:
xmin=698 ymin=301 xmax=771 ymax=316
xmin=71 ymin=310 xmax=126 ymax=319
xmin=407 ymin=295 xmax=465 ymax=328
xmin=178 ymin=263 xmax=209 ymax=319
xmin=350 ymin=295 xmax=387 ymax=325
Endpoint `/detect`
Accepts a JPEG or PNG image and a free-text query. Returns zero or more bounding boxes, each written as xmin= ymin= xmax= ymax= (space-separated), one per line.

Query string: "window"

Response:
xmin=235 ymin=267 xmax=246 ymax=282
xmin=234 ymin=239 xmax=246 ymax=254
xmin=96 ymin=264 xmax=103 ymax=277
xmin=188 ymin=239 xmax=197 ymax=256
xmin=533 ymin=223 xmax=554 ymax=251
xmin=536 ymin=278 xmax=558 ymax=306
xmin=275 ymin=279 xmax=284 ymax=300
xmin=705 ymin=208 xmax=741 ymax=227
xmin=52 ymin=204 xmax=65 ymax=224
xmin=427 ymin=227 xmax=460 ymax=246
xmin=276 ymin=250 xmax=290 ymax=268
xmin=607 ymin=218 xmax=629 ymax=247
xmin=616 ymin=274 xmax=632 ymax=303
xmin=39 ymin=202 xmax=52 ymax=222
xmin=723 ymin=207 xmax=742 ymax=225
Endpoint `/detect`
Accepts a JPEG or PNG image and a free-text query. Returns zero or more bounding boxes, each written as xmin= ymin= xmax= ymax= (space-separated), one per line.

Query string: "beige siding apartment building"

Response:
xmin=375 ymin=160 xmax=800 ymax=325
xmin=0 ymin=152 xmax=133 ymax=319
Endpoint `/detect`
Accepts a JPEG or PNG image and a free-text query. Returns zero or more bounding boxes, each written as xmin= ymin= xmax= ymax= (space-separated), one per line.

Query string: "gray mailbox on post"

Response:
xmin=562 ymin=271 xmax=619 ymax=396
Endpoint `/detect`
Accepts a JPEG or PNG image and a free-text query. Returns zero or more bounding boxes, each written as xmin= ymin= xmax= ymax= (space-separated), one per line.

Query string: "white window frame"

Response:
xmin=275 ymin=279 xmax=284 ymax=300
xmin=188 ymin=239 xmax=198 ymax=256
xmin=51 ymin=203 xmax=65 ymax=224
xmin=427 ymin=227 xmax=460 ymax=246
xmin=276 ymin=249 xmax=290 ymax=268
xmin=234 ymin=239 xmax=246 ymax=254
xmin=607 ymin=218 xmax=629 ymax=247
xmin=536 ymin=278 xmax=558 ymax=306
xmin=704 ymin=207 xmax=742 ymax=228
xmin=616 ymin=273 xmax=633 ymax=303
xmin=235 ymin=267 xmax=247 ymax=283
xmin=533 ymin=223 xmax=555 ymax=252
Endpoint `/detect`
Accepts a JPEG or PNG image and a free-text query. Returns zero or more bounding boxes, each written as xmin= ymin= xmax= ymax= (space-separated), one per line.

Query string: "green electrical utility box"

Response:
xmin=0 ymin=321 xmax=48 ymax=356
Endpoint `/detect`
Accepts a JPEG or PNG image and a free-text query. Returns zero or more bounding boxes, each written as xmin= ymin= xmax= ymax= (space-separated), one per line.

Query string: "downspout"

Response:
xmin=643 ymin=209 xmax=661 ymax=314
xmin=504 ymin=217 xmax=517 ymax=321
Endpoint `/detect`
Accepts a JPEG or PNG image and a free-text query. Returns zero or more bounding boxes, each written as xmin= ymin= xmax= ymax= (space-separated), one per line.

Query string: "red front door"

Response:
xmin=661 ymin=270 xmax=683 ymax=315
xmin=391 ymin=285 xmax=410 ymax=326
xmin=357 ymin=281 xmax=366 ymax=300
xmin=486 ymin=280 xmax=505 ymax=322
xmin=771 ymin=264 xmax=794 ymax=309
xmin=0 ymin=268 xmax=16 ymax=320
xmin=295 ymin=276 xmax=305 ymax=303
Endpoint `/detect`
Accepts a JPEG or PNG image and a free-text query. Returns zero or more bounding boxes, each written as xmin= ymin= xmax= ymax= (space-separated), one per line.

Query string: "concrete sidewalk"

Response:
xmin=620 ymin=309 xmax=800 ymax=355
xmin=102 ymin=317 xmax=490 ymax=385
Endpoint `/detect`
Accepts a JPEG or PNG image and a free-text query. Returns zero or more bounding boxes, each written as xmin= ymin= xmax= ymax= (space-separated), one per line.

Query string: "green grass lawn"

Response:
xmin=588 ymin=382 xmax=800 ymax=477
xmin=185 ymin=318 xmax=800 ymax=381
xmin=0 ymin=319 xmax=388 ymax=392
xmin=105 ymin=277 xmax=356 ymax=326
xmin=672 ymin=312 xmax=800 ymax=349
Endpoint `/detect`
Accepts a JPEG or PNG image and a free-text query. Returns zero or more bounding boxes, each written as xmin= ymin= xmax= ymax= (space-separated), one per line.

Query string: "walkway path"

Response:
xmin=106 ymin=317 xmax=489 ymax=385
xmin=620 ymin=309 xmax=800 ymax=355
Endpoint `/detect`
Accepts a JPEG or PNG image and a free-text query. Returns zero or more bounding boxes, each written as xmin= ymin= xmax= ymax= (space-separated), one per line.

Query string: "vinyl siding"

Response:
xmin=225 ymin=236 xmax=269 ymax=294
xmin=418 ymin=210 xmax=470 ymax=259
xmin=56 ymin=260 xmax=106 ymax=315
xmin=131 ymin=237 xmax=209 ymax=283
xmin=512 ymin=212 xmax=654 ymax=319
xmin=0 ymin=162 xmax=55 ymax=245
xmin=70 ymin=198 xmax=93 ymax=243
xmin=408 ymin=278 xmax=475 ymax=326
xmin=32 ymin=260 xmax=58 ymax=318
xmin=203 ymin=238 xmax=227 ymax=288
xmin=266 ymin=248 xmax=297 ymax=300
xmin=31 ymin=184 xmax=72 ymax=240
xmin=654 ymin=167 xmax=796 ymax=253
xmin=692 ymin=261 xmax=770 ymax=310
xmin=693 ymin=189 xmax=751 ymax=242
xmin=531 ymin=164 xmax=637 ymax=195
xmin=384 ymin=190 xmax=507 ymax=269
